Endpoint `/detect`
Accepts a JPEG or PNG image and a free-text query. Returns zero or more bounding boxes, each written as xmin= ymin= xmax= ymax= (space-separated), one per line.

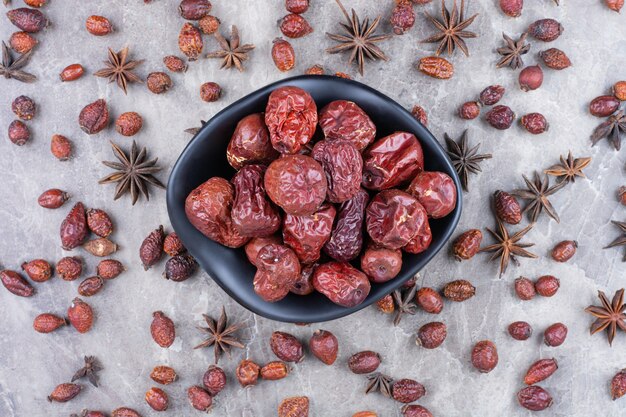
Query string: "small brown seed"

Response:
xmin=236 ymin=359 xmax=260 ymax=387
xmin=471 ymin=340 xmax=498 ymax=373
xmin=270 ymin=331 xmax=305 ymax=363
xmin=551 ymin=240 xmax=577 ymax=262
xmin=151 ymin=366 xmax=178 ymax=385
xmin=348 ymin=351 xmax=381 ymax=374
xmin=519 ymin=65 xmax=543 ymax=91
xmin=416 ymin=322 xmax=447 ymax=349
xmin=145 ymin=387 xmax=168 ymax=411
xmin=544 ymin=322 xmax=567 ymax=347
xmin=410 ymin=105 xmax=428 ymax=126
xmin=147 ymin=72 xmax=173 ymax=94
xmin=8 ymin=120 xmax=30 ymax=146
xmin=163 ymin=55 xmax=188 ymax=73
xmin=33 ymin=313 xmax=67 ymax=333
xmin=198 ymin=15 xmax=220 ymax=34
xmin=485 ymin=105 xmax=515 ymax=130
xmin=151 ymin=311 xmax=175 ymax=348
xmin=38 ymin=188 xmax=69 ymax=209
xmin=535 ymin=275 xmax=560 ymax=297
xmin=260 ymin=361 xmax=289 ymax=380
xmin=187 ymin=386 xmax=212 ymax=412
xmin=60 ymin=64 xmax=85 ymax=82
xmin=540 ymin=48 xmax=571 ymax=70
xmin=376 ymin=294 xmax=395 ymax=314
xmin=12 ymin=95 xmax=36 ymax=120
xmin=48 ymin=383 xmax=82 ymax=402
xmin=86 ymin=15 xmax=113 ymax=36
xmin=392 ymin=379 xmax=426 ymax=403
xmin=200 ymin=82 xmax=221 ymax=102
xmin=494 ymin=190 xmax=522 ymax=224
xmin=163 ymin=233 xmax=185 ymax=256
xmin=416 ymin=287 xmax=443 ymax=313
xmin=611 ymin=368 xmax=626 ymax=400
xmin=520 ymin=112 xmax=549 ymax=134
xmin=458 ymin=101 xmax=481 ymax=120
xmin=115 ymin=112 xmax=143 ymax=136
xmin=517 ymin=386 xmax=553 ymax=411
xmin=417 ymin=56 xmax=454 ymax=79
xmin=84 ymin=238 xmax=117 ymax=257
xmin=178 ymin=22 xmax=203 ymax=60
xmin=9 ymin=31 xmax=38 ymax=54
xmin=309 ymin=329 xmax=338 ymax=365
xmin=7 ymin=8 xmax=48 ymax=33
xmin=78 ymin=276 xmax=105 ymax=297
xmin=508 ymin=321 xmax=532 ymax=340
xmin=442 ymin=280 xmax=475 ymax=301
xmin=452 ymin=229 xmax=482 ymax=261
xmin=21 ymin=259 xmax=52 ymax=282
xmin=527 ymin=18 xmax=564 ymax=42
xmin=179 ymin=0 xmax=212 ymax=20
xmin=203 ymin=365 xmax=226 ymax=395
xmin=86 ymin=209 xmax=113 ymax=237
xmin=524 ymin=358 xmax=558 ymax=385
xmin=56 ymin=256 xmax=82 ymax=281
xmin=1 ymin=270 xmax=34 ymax=297
xmin=589 ymin=95 xmax=620 ymax=117
xmin=68 ymin=298 xmax=93 ymax=333
xmin=79 ymin=99 xmax=109 ymax=134
xmin=514 ymin=276 xmax=535 ymax=300
xmin=140 ymin=225 xmax=165 ymax=270
xmin=479 ymin=85 xmax=505 ymax=106
xmin=278 ymin=396 xmax=309 ymax=417
xmin=51 ymin=134 xmax=73 ymax=160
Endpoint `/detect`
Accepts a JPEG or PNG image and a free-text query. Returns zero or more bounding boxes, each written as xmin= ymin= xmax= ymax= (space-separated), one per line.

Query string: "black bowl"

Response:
xmin=167 ymin=75 xmax=462 ymax=323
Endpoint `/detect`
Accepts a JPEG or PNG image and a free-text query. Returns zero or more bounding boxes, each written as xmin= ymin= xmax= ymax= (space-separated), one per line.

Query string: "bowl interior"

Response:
xmin=166 ymin=75 xmax=462 ymax=323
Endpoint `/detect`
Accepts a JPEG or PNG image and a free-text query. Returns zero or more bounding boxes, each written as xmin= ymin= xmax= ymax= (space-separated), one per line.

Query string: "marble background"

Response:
xmin=1 ymin=0 xmax=625 ymax=416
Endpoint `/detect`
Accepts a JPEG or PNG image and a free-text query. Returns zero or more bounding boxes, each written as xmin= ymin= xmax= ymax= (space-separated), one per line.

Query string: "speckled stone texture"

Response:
xmin=1 ymin=1 xmax=625 ymax=416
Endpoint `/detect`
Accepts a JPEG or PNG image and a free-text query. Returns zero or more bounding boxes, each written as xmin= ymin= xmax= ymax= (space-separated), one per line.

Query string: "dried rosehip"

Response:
xmin=38 ymin=188 xmax=69 ymax=209
xmin=551 ymin=240 xmax=577 ymax=262
xmin=606 ymin=0 xmax=625 ymax=12
xmin=324 ymin=189 xmax=369 ymax=262
xmin=203 ymin=365 xmax=226 ymax=395
xmin=79 ymin=99 xmax=109 ymax=134
xmin=416 ymin=321 xmax=447 ymax=349
xmin=164 ymin=254 xmax=197 ymax=282
xmin=227 ymin=113 xmax=278 ymax=170
xmin=479 ymin=85 xmax=505 ymax=106
xmin=544 ymin=322 xmax=567 ymax=346
xmin=86 ymin=15 xmax=113 ymax=36
xmin=68 ymin=298 xmax=93 ymax=333
xmin=407 ymin=171 xmax=457 ymax=218
xmin=471 ymin=340 xmax=498 ymax=373
xmin=452 ymin=229 xmax=482 ymax=261
xmin=198 ymin=15 xmax=220 ymax=34
xmin=278 ymin=396 xmax=309 ymax=417
xmin=499 ymin=0 xmax=523 ymax=17
xmin=611 ymin=369 xmax=626 ymax=400
xmin=535 ymin=275 xmax=559 ymax=297
xmin=443 ymin=280 xmax=475 ymax=301
xmin=185 ymin=177 xmax=249 ymax=248
xmin=458 ymin=101 xmax=481 ymax=120
xmin=60 ymin=64 xmax=85 ymax=82
xmin=271 ymin=331 xmax=304 ymax=363
xmin=272 ymin=38 xmax=296 ymax=72
xmin=163 ymin=55 xmax=188 ymax=73
xmin=312 ymin=140 xmax=363 ymax=203
xmin=520 ymin=112 xmax=549 ymax=134
xmin=519 ymin=65 xmax=543 ymax=91
xmin=265 ymin=86 xmax=317 ymax=154
xmin=187 ymin=386 xmax=212 ymax=412
xmin=508 ymin=321 xmax=532 ymax=340
xmin=416 ymin=287 xmax=443 ymax=314
xmin=7 ymin=8 xmax=48 ymax=33
xmin=485 ymin=105 xmax=515 ymax=130
xmin=377 ymin=294 xmax=395 ymax=314
xmin=614 ymin=81 xmax=626 ymax=101
xmin=362 ymin=132 xmax=424 ymax=190
xmin=139 ymin=225 xmax=165 ymax=270
xmin=236 ymin=359 xmax=260 ymax=387
xmin=21 ymin=259 xmax=52 ymax=282
xmin=51 ymin=134 xmax=72 ymax=160
xmin=313 ymin=262 xmax=370 ymax=308
xmin=265 ymin=155 xmax=327 ymax=215
xmin=231 ymin=165 xmax=281 ymax=237
xmin=286 ymin=0 xmax=309 ymax=13
xmin=48 ymin=383 xmax=82 ymax=402
xmin=261 ymin=361 xmax=289 ymax=380
xmin=348 ymin=351 xmax=381 ymax=374
xmin=619 ymin=186 xmax=626 ymax=205
xmin=147 ymin=72 xmax=173 ymax=94
xmin=517 ymin=386 xmax=553 ymax=411
xmin=360 ymin=246 xmax=402 ymax=283
xmin=254 ymin=244 xmax=301 ymax=302
xmin=111 ymin=407 xmax=142 ymax=417
xmin=366 ymin=190 xmax=423 ymax=249
xmin=513 ymin=277 xmax=535 ymax=300
xmin=9 ymin=31 xmax=37 ymax=54
xmin=392 ymin=379 xmax=426 ymax=403
xmin=417 ymin=56 xmax=454 ymax=79
xmin=411 ymin=105 xmax=428 ymax=126
xmin=305 ymin=64 xmax=324 ymax=75
xmin=86 ymin=209 xmax=113 ymax=237
xmin=151 ymin=366 xmax=178 ymax=385
xmin=390 ymin=1 xmax=416 ymax=35
xmin=318 ymin=100 xmax=376 ymax=151
xmin=163 ymin=233 xmax=185 ymax=256
xmin=12 ymin=95 xmax=35 ymax=120
xmin=1 ymin=270 xmax=34 ymax=297
xmin=353 ymin=412 xmax=377 ymax=417
xmin=56 ymin=257 xmax=82 ymax=281
xmin=493 ymin=190 xmax=521 ymax=224
xmin=8 ymin=120 xmax=29 ymax=146
xmin=245 ymin=235 xmax=282 ymax=267
xmin=309 ymin=329 xmax=338 ymax=365
xmin=402 ymin=405 xmax=434 ymax=417
xmin=540 ymin=48 xmax=571 ymax=70
xmin=60 ymin=202 xmax=88 ymax=250
xmin=528 ymin=18 xmax=563 ymax=42
xmin=78 ymin=276 xmax=105 ymax=297
xmin=145 ymin=387 xmax=168 ymax=411
xmin=178 ymin=22 xmax=203 ymax=60
xmin=33 ymin=313 xmax=67 ymax=333
xmin=84 ymin=238 xmax=117 ymax=257
xmin=291 ymin=263 xmax=316 ymax=295
xmin=524 ymin=358 xmax=558 ymax=385
xmin=115 ymin=112 xmax=143 ymax=136
xmin=179 ymin=0 xmax=211 ymax=20
xmin=151 ymin=311 xmax=175 ymax=348
xmin=589 ymin=95 xmax=620 ymax=117
xmin=279 ymin=13 xmax=313 ymax=38
xmin=200 ymin=82 xmax=221 ymax=102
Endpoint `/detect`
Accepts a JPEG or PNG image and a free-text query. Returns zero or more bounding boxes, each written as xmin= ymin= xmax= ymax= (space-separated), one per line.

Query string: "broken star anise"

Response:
xmin=206 ymin=25 xmax=255 ymax=72
xmin=71 ymin=356 xmax=102 ymax=387
xmin=392 ymin=283 xmax=418 ymax=326
xmin=194 ymin=306 xmax=245 ymax=364
xmin=591 ymin=110 xmax=626 ymax=151
xmin=365 ymin=372 xmax=393 ymax=397
xmin=185 ymin=120 xmax=207 ymax=135
xmin=422 ymin=0 xmax=479 ymax=57
xmin=585 ymin=289 xmax=626 ymax=346
xmin=1 ymin=41 xmax=36 ymax=83
xmin=605 ymin=220 xmax=626 ymax=261
xmin=544 ymin=151 xmax=592 ymax=184
xmin=99 ymin=140 xmax=165 ymax=205
xmin=94 ymin=46 xmax=144 ymax=94
xmin=445 ymin=130 xmax=492 ymax=192
xmin=512 ymin=172 xmax=566 ymax=223
xmin=480 ymin=218 xmax=537 ymax=277
xmin=496 ymin=33 xmax=530 ymax=69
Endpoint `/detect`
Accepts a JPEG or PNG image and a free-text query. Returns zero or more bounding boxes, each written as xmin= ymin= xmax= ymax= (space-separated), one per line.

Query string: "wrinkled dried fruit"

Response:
xmin=51 ymin=134 xmax=72 ymax=160
xmin=611 ymin=369 xmax=626 ymax=400
xmin=261 ymin=361 xmax=289 ymax=380
xmin=514 ymin=277 xmax=535 ymax=300
xmin=443 ymin=279 xmax=475 ymax=301
xmin=499 ymin=0 xmax=523 ymax=17
xmin=245 ymin=236 xmax=282 ymax=267
xmin=33 ymin=313 xmax=67 ymax=333
xmin=7 ymin=8 xmax=48 ymax=33
xmin=312 ymin=140 xmax=363 ymax=203
xmin=60 ymin=63 xmax=85 ymax=81
xmin=38 ymin=188 xmax=69 ymax=209
xmin=151 ymin=311 xmax=175 ymax=348
xmin=309 ymin=329 xmax=338 ymax=365
xmin=147 ymin=72 xmax=172 ymax=94
xmin=200 ymin=81 xmax=221 ymax=102
xmin=544 ymin=322 xmax=567 ymax=346
xmin=362 ymin=132 xmax=424 ymax=190
xmin=86 ymin=209 xmax=113 ymax=237
xmin=524 ymin=358 xmax=558 ymax=385
xmin=540 ymin=48 xmax=571 ymax=70
xmin=48 ymin=383 xmax=82 ymax=402
xmin=528 ymin=18 xmax=563 ymax=42
xmin=86 ymin=15 xmax=113 ymax=36
xmin=452 ymin=229 xmax=482 ymax=261
xmin=140 ymin=225 xmax=165 ymax=270
xmin=485 ymin=105 xmax=515 ymax=129
xmin=236 ymin=359 xmax=260 ymax=387
xmin=392 ymin=379 xmax=426 ymax=403
xmin=9 ymin=31 xmax=37 ymax=54
xmin=519 ymin=65 xmax=543 ymax=91
xmin=325 ymin=189 xmax=369 ymax=262
xmin=313 ymin=262 xmax=370 ymax=307
xmin=589 ymin=95 xmax=620 ymax=118
xmin=254 ymin=244 xmax=301 ymax=302
xmin=407 ymin=171 xmax=457 ymax=218
xmin=471 ymin=340 xmax=498 ymax=373
xmin=60 ymin=202 xmax=88 ymax=250
xmin=163 ymin=55 xmax=188 ymax=73
xmin=198 ymin=15 xmax=220 ymax=34
xmin=411 ymin=105 xmax=428 ymax=126
xmin=203 ymin=365 xmax=226 ymax=395
xmin=79 ymin=99 xmax=109 ymax=134
xmin=1 ymin=270 xmax=34 ymax=297
xmin=163 ymin=233 xmax=185 ymax=256
xmin=508 ymin=321 xmax=532 ymax=340
xmin=279 ymin=13 xmax=313 ymax=38
xmin=417 ymin=56 xmax=454 ymax=79
xmin=283 ymin=204 xmax=335 ymax=264
xmin=305 ymin=64 xmax=324 ymax=75
xmin=145 ymin=387 xmax=168 ymax=411
xmin=614 ymin=81 xmax=626 ymax=101
xmin=605 ymin=0 xmax=625 ymax=12
xmin=353 ymin=412 xmax=377 ymax=417
xmin=187 ymin=386 xmax=212 ymax=412
xmin=535 ymin=275 xmax=560 ymax=297
xmin=551 ymin=240 xmax=577 ymax=262
xmin=361 ymin=246 xmax=402 ymax=283
xmin=291 ymin=263 xmax=316 ymax=295
xmin=286 ymin=0 xmax=309 ymax=13
xmin=366 ymin=190 xmax=424 ymax=249
xmin=179 ymin=0 xmax=211 ymax=20
xmin=8 ymin=120 xmax=29 ymax=145
xmin=68 ymin=298 xmax=93 ymax=333
xmin=318 ymin=100 xmax=376 ymax=152
xmin=416 ymin=322 xmax=447 ymax=349
xmin=21 ymin=259 xmax=52 ymax=282
xmin=115 ymin=112 xmax=143 ymax=137
xmin=416 ymin=287 xmax=443 ymax=314
xmin=151 ymin=366 xmax=178 ymax=385
xmin=271 ymin=331 xmax=304 ymax=363
xmin=402 ymin=404 xmax=434 ymax=417
xmin=517 ymin=386 xmax=553 ymax=411
xmin=78 ymin=276 xmax=104 ymax=297
xmin=348 ymin=351 xmax=381 ymax=374
xmin=390 ymin=1 xmax=416 ymax=35
xmin=111 ymin=407 xmax=142 ymax=417
xmin=227 ymin=113 xmax=277 ymax=170
xmin=376 ymin=294 xmax=395 ymax=314
xmin=57 ymin=257 xmax=82 ymax=281
xmin=278 ymin=396 xmax=309 ymax=417
xmin=84 ymin=238 xmax=117 ymax=257
xmin=12 ymin=95 xmax=35 ymax=120
xmin=164 ymin=254 xmax=197 ymax=282
xmin=272 ymin=38 xmax=295 ymax=72
xmin=458 ymin=101 xmax=481 ymax=120
xmin=520 ymin=112 xmax=549 ymax=134
xmin=479 ymin=85 xmax=505 ymax=106
xmin=178 ymin=22 xmax=203 ymax=60
xmin=494 ymin=190 xmax=521 ymax=224
xmin=265 ymin=86 xmax=317 ymax=154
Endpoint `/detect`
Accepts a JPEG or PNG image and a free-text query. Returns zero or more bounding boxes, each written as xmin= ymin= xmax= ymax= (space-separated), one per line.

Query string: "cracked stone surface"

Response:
xmin=1 ymin=1 xmax=626 ymax=416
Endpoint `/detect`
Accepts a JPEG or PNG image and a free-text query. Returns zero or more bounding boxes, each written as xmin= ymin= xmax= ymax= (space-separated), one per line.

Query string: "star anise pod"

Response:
xmin=512 ymin=172 xmax=566 ymax=223
xmin=3 ymin=0 xmax=10 ymax=6
xmin=185 ymin=119 xmax=207 ymax=135
xmin=391 ymin=283 xmax=418 ymax=326
xmin=605 ymin=220 xmax=626 ymax=261
xmin=99 ymin=140 xmax=165 ymax=205
xmin=365 ymin=372 xmax=393 ymax=397
xmin=207 ymin=25 xmax=255 ymax=72
xmin=480 ymin=218 xmax=537 ymax=277
xmin=71 ymin=356 xmax=102 ymax=387
xmin=496 ymin=32 xmax=530 ymax=69
xmin=544 ymin=151 xmax=592 ymax=184
xmin=445 ymin=130 xmax=492 ymax=192
xmin=585 ymin=289 xmax=626 ymax=346
xmin=326 ymin=0 xmax=391 ymax=75
xmin=94 ymin=46 xmax=144 ymax=94
xmin=422 ymin=0 xmax=479 ymax=57
xmin=591 ymin=110 xmax=626 ymax=151
xmin=194 ymin=306 xmax=245 ymax=364
xmin=0 ymin=41 xmax=36 ymax=83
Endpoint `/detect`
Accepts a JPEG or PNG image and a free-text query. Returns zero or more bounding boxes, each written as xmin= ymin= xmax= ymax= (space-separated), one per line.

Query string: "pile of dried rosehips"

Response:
xmin=185 ymin=85 xmax=458 ymax=307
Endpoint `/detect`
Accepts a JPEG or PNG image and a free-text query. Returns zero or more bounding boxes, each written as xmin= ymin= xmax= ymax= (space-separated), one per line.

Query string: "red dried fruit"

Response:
xmin=265 ymin=86 xmax=317 ymax=154
xmin=611 ymin=369 xmax=626 ymax=400
xmin=60 ymin=64 xmax=85 ymax=81
xmin=402 ymin=404 xmax=434 ymax=417
xmin=79 ymin=99 xmax=109 ymax=134
xmin=261 ymin=361 xmax=289 ymax=380
xmin=485 ymin=105 xmax=515 ymax=130
xmin=86 ymin=15 xmax=113 ymax=36
xmin=200 ymin=82 xmax=221 ymax=102
xmin=7 ymin=8 xmax=48 ymax=33
xmin=551 ymin=240 xmax=577 ymax=262
xmin=227 ymin=113 xmax=278 ymax=170
xmin=8 ymin=120 xmax=29 ymax=145
xmin=145 ymin=387 xmax=168 ymax=411
xmin=278 ymin=396 xmax=309 ymax=417
xmin=115 ymin=112 xmax=143 ymax=136
xmin=33 ymin=313 xmax=67 ymax=333
xmin=84 ymin=238 xmax=117 ymax=257
xmin=479 ymin=85 xmax=505 ymax=106
xmin=348 ymin=351 xmax=381 ymax=374
xmin=12 ymin=95 xmax=35 ymax=120
xmin=60 ymin=202 xmax=88 ymax=250
xmin=493 ymin=190 xmax=521 ymax=224
xmin=68 ymin=298 xmax=93 ymax=333
xmin=283 ymin=204 xmax=336 ymax=264
xmin=366 ymin=190 xmax=424 ymax=250
xmin=187 ymin=386 xmax=213 ymax=412
xmin=535 ymin=275 xmax=560 ymax=297
xmin=390 ymin=1 xmax=416 ymax=35
xmin=86 ymin=209 xmax=113 ymax=237
xmin=517 ymin=386 xmax=553 ymax=411
xmin=416 ymin=287 xmax=443 ymax=314
xmin=151 ymin=311 xmax=175 ymax=348
xmin=528 ymin=18 xmax=563 ymax=42
xmin=443 ymin=279 xmax=475 ymax=301
xmin=312 ymin=140 xmax=363 ymax=203
xmin=589 ymin=95 xmax=620 ymax=117
xmin=151 ymin=366 xmax=178 ymax=385
xmin=392 ymin=379 xmax=426 ymax=403
xmin=362 ymin=132 xmax=424 ymax=190
xmin=614 ymin=81 xmax=626 ymax=101
xmin=272 ymin=38 xmax=296 ymax=72
xmin=417 ymin=56 xmax=454 ymax=79
xmin=78 ymin=276 xmax=105 ymax=297
xmin=452 ymin=229 xmax=482 ymax=261
xmin=508 ymin=321 xmax=532 ymax=340
xmin=203 ymin=365 xmax=226 ymax=395
xmin=286 ymin=0 xmax=309 ymax=13
xmin=163 ymin=254 xmax=197 ymax=282
xmin=325 ymin=189 xmax=369 ymax=262
xmin=291 ymin=263 xmax=316 ymax=295
xmin=254 ymin=244 xmax=301 ymax=302
xmin=471 ymin=340 xmax=498 ymax=373
xmin=376 ymin=294 xmax=395 ymax=314
xmin=236 ymin=359 xmax=260 ymax=387
xmin=404 ymin=212 xmax=432 ymax=255
xmin=309 ymin=329 xmax=338 ymax=365
xmin=360 ymin=246 xmax=402 ymax=283
xmin=232 ymin=165 xmax=282 ymax=237
xmin=245 ymin=235 xmax=282 ymax=267
xmin=524 ymin=358 xmax=558 ymax=385
xmin=540 ymin=48 xmax=571 ymax=70
xmin=458 ymin=101 xmax=481 ymax=119
xmin=198 ymin=15 xmax=220 ymax=34
xmin=163 ymin=233 xmax=185 ymax=256
xmin=9 ymin=31 xmax=38 ymax=54
xmin=353 ymin=412 xmax=376 ymax=417
xmin=411 ymin=105 xmax=428 ymax=126
xmin=606 ymin=0 xmax=625 ymax=12
xmin=38 ymin=189 xmax=69 ymax=209
xmin=279 ymin=14 xmax=313 ymax=38
xmin=499 ymin=0 xmax=523 ymax=17
xmin=48 ymin=383 xmax=82 ymax=402
xmin=21 ymin=259 xmax=52 ymax=282
xmin=179 ymin=0 xmax=211 ymax=20
xmin=305 ymin=64 xmax=324 ymax=75
xmin=178 ymin=22 xmax=203 ymax=60
xmin=318 ymin=100 xmax=376 ymax=152
xmin=140 ymin=225 xmax=165 ymax=270
xmin=514 ymin=277 xmax=535 ymax=300
xmin=147 ymin=72 xmax=172 ymax=94
xmin=519 ymin=65 xmax=543 ymax=91
xmin=270 ymin=331 xmax=305 ymax=363
xmin=163 ymin=55 xmax=188 ymax=72
xmin=51 ymin=134 xmax=72 ymax=160
xmin=313 ymin=262 xmax=370 ymax=308
xmin=407 ymin=171 xmax=457 ymax=218
xmin=416 ymin=321 xmax=447 ymax=349
xmin=56 ymin=257 xmax=82 ymax=281
xmin=520 ymin=112 xmax=549 ymax=134
xmin=111 ymin=407 xmax=142 ymax=417
xmin=1 ymin=270 xmax=34 ymax=297
xmin=544 ymin=322 xmax=567 ymax=347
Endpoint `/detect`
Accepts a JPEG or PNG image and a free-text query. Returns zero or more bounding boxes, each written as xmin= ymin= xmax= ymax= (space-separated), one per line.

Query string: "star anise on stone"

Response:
xmin=365 ymin=372 xmax=393 ymax=397
xmin=585 ymin=289 xmax=626 ymax=346
xmin=512 ymin=172 xmax=566 ymax=223
xmin=94 ymin=46 xmax=144 ymax=94
xmin=480 ymin=218 xmax=537 ymax=277
xmin=544 ymin=151 xmax=592 ymax=184
xmin=496 ymin=32 xmax=530 ymax=69
xmin=185 ymin=120 xmax=207 ymax=135
xmin=0 ymin=41 xmax=36 ymax=83
xmin=591 ymin=110 xmax=626 ymax=151
xmin=392 ymin=283 xmax=418 ymax=326
xmin=605 ymin=220 xmax=626 ymax=261
xmin=99 ymin=140 xmax=165 ymax=205
xmin=326 ymin=0 xmax=391 ymax=75
xmin=422 ymin=0 xmax=479 ymax=57
xmin=194 ymin=306 xmax=245 ymax=364
xmin=445 ymin=130 xmax=492 ymax=192
xmin=71 ymin=356 xmax=102 ymax=387
xmin=207 ymin=25 xmax=255 ymax=72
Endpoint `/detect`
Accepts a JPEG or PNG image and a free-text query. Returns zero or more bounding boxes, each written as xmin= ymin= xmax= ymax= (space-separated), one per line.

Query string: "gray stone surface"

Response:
xmin=1 ymin=0 xmax=626 ymax=416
